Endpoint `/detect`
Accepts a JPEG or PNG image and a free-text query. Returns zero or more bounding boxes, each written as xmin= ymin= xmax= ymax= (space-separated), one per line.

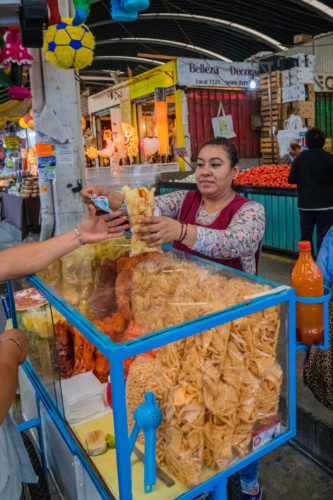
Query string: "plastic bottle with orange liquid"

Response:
xmin=291 ymin=241 xmax=324 ymax=346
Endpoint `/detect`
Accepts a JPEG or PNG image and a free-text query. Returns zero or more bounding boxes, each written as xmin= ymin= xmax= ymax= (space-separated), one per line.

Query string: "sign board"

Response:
xmin=177 ymin=58 xmax=259 ymax=89
xmin=314 ymin=73 xmax=333 ymax=92
xmin=37 ymin=156 xmax=56 ymax=179
xmin=36 ymin=142 xmax=53 ymax=157
xmin=282 ymin=84 xmax=306 ymax=103
xmin=4 ymin=136 xmax=19 ymax=149
xmin=174 ymin=147 xmax=189 ymax=158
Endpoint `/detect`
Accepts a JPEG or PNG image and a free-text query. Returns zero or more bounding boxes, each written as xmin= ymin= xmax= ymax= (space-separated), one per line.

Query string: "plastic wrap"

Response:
xmin=122 ymin=186 xmax=161 ymax=256
xmin=126 ymin=252 xmax=282 ymax=486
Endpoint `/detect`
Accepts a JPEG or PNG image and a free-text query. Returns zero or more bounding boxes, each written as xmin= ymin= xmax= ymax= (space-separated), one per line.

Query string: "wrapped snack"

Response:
xmin=122 ymin=186 xmax=160 ymax=255
xmin=72 ymin=327 xmax=95 ymax=375
xmin=54 ymin=321 xmax=74 ymax=379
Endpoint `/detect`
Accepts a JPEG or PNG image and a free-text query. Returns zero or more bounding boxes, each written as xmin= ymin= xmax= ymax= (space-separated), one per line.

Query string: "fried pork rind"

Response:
xmin=125 ymin=252 xmax=283 ymax=486
xmin=122 ymin=185 xmax=161 ymax=255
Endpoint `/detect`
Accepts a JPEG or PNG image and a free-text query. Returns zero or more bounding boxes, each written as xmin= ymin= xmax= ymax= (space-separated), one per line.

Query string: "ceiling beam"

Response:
xmin=89 ymin=12 xmax=286 ymax=50
xmin=96 ymin=37 xmax=232 ymax=62
xmin=93 ymin=55 xmax=161 ymax=65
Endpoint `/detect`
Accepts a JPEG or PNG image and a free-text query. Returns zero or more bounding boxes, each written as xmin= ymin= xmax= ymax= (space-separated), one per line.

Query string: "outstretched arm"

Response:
xmin=0 ymin=205 xmax=129 ymax=282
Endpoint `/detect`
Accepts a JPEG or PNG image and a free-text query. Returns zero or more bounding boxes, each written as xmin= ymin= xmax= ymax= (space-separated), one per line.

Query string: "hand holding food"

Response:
xmin=134 ymin=215 xmax=182 ymax=247
xmin=122 ymin=186 xmax=161 ymax=255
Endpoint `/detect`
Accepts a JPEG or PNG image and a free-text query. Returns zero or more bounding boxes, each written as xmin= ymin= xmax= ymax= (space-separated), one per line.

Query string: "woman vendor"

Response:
xmin=81 ymin=137 xmax=265 ymax=499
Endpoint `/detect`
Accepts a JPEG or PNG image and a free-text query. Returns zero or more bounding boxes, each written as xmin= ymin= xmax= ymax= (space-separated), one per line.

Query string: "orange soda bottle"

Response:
xmin=291 ymin=241 xmax=324 ymax=346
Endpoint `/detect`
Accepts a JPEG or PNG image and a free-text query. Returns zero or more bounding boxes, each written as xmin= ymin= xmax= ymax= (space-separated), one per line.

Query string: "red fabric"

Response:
xmin=173 ymin=191 xmax=255 ymax=271
xmin=186 ymin=89 xmax=260 ymax=160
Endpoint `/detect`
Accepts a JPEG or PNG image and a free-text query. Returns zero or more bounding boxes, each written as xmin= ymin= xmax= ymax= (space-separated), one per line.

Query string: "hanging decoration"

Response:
xmin=42 ymin=18 xmax=95 ymax=70
xmin=19 ymin=117 xmax=28 ymax=129
xmin=110 ymin=0 xmax=150 ymax=22
xmin=47 ymin=0 xmax=62 ymax=26
xmin=155 ymin=87 xmax=169 ymax=156
xmin=140 ymin=136 xmax=159 ymax=156
xmin=0 ymin=26 xmax=34 ymax=100
xmin=81 ymin=116 xmax=87 ymax=131
xmin=73 ymin=0 xmax=94 ymax=26
xmin=86 ymin=146 xmax=98 ymax=159
xmin=122 ymin=122 xmax=139 ymax=157
xmin=97 ymin=138 xmax=115 ymax=158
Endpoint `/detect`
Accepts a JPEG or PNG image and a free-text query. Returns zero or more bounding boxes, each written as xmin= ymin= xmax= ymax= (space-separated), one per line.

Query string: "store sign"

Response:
xmin=174 ymin=147 xmax=189 ymax=158
xmin=177 ymin=58 xmax=259 ymax=88
xmin=314 ymin=73 xmax=333 ymax=92
xmin=4 ymin=136 xmax=19 ymax=149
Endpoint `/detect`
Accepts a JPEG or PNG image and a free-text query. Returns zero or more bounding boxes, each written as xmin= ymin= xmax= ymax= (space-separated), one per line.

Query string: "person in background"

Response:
xmin=0 ymin=206 xmax=128 ymax=500
xmin=279 ymin=139 xmax=301 ymax=164
xmin=81 ymin=137 xmax=265 ymax=500
xmin=288 ymin=127 xmax=333 ymax=253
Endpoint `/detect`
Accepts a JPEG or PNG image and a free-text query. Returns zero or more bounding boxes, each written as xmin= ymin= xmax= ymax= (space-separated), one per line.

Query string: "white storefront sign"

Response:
xmin=88 ymin=85 xmax=129 ymax=115
xmin=177 ymin=58 xmax=259 ymax=89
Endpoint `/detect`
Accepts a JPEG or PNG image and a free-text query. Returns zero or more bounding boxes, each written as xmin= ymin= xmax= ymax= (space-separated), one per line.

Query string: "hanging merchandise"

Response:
xmin=86 ymin=146 xmax=98 ymax=159
xmin=211 ymin=101 xmax=236 ymax=139
xmin=154 ymin=88 xmax=168 ymax=156
xmin=81 ymin=116 xmax=87 ymax=131
xmin=73 ymin=0 xmax=94 ymax=26
xmin=110 ymin=0 xmax=149 ymax=22
xmin=47 ymin=0 xmax=62 ymax=25
xmin=140 ymin=136 xmax=159 ymax=156
xmin=0 ymin=26 xmax=34 ymax=100
xmin=42 ymin=18 xmax=95 ymax=70
xmin=97 ymin=138 xmax=115 ymax=158
xmin=122 ymin=122 xmax=139 ymax=158
xmin=19 ymin=117 xmax=28 ymax=129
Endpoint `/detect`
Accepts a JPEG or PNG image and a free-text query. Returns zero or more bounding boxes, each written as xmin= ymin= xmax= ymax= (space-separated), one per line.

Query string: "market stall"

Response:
xmin=9 ymin=237 xmax=298 ymax=500
xmin=1 ymin=191 xmax=40 ymax=239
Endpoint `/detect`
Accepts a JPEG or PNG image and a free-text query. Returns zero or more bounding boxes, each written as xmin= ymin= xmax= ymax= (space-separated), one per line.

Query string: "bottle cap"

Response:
xmin=299 ymin=241 xmax=311 ymax=251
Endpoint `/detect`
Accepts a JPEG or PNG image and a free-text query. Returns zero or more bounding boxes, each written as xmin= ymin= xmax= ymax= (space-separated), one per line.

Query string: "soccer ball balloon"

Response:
xmin=42 ymin=18 xmax=95 ymax=70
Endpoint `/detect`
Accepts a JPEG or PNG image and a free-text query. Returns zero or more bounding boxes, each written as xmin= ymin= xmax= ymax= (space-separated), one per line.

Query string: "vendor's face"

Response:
xmin=290 ymin=146 xmax=301 ymax=158
xmin=196 ymin=145 xmax=239 ymax=198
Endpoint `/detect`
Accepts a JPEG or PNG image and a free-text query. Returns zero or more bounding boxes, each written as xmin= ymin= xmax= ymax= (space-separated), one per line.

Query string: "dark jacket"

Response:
xmin=288 ymin=148 xmax=333 ymax=209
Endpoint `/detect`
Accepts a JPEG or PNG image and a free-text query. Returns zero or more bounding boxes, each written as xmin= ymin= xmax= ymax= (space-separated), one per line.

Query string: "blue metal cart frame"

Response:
xmin=8 ymin=258 xmax=297 ymax=500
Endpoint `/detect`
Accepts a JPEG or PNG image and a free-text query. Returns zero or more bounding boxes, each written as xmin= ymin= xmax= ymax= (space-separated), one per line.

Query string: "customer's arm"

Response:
xmin=0 ymin=205 xmax=129 ymax=282
xmin=288 ymin=156 xmax=300 ymax=184
xmin=0 ymin=329 xmax=28 ymax=424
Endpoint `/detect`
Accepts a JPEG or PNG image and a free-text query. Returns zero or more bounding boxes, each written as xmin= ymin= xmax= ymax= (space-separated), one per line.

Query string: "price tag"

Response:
xmin=4 ymin=136 xmax=19 ymax=149
xmin=252 ymin=418 xmax=281 ymax=452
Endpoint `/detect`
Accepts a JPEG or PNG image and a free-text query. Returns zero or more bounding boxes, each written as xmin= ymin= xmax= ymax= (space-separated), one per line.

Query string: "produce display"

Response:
xmin=234 ymin=164 xmax=296 ymax=188
xmin=27 ymin=235 xmax=283 ymax=490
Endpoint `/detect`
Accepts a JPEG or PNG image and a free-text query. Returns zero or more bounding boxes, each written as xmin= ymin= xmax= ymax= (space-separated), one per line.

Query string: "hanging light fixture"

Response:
xmin=154 ymin=87 xmax=168 ymax=156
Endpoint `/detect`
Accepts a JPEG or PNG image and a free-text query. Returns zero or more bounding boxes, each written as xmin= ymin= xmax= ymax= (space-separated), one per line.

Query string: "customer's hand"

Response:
xmin=80 ymin=185 xmax=111 ymax=205
xmin=134 ymin=216 xmax=182 ymax=247
xmin=1 ymin=329 xmax=29 ymax=365
xmin=77 ymin=205 xmax=129 ymax=243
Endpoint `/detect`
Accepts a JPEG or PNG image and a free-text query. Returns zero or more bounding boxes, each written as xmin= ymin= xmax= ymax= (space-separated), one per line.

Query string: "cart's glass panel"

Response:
xmin=14 ymin=280 xmax=64 ymax=412
xmin=70 ymin=300 xmax=289 ymax=500
xmin=36 ymin=240 xmax=283 ymax=346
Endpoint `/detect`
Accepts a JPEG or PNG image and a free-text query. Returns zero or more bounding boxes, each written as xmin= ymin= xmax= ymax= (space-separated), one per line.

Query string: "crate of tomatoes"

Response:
xmin=234 ymin=164 xmax=297 ymax=188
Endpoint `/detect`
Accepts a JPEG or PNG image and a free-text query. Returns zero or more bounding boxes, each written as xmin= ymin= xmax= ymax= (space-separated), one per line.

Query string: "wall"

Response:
xmin=186 ymin=89 xmax=261 ymax=160
xmin=276 ymin=31 xmax=333 ymax=72
xmin=128 ymin=61 xmax=177 ymax=100
xmin=88 ymin=85 xmax=129 ymax=115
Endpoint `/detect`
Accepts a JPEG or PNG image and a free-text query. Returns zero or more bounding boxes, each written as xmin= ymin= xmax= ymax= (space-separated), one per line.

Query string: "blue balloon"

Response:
xmin=111 ymin=0 xmax=138 ymax=21
xmin=122 ymin=0 xmax=149 ymax=12
xmin=72 ymin=7 xmax=88 ymax=26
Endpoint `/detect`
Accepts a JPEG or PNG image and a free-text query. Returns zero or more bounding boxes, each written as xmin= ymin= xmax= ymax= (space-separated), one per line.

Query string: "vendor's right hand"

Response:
xmin=80 ymin=185 xmax=111 ymax=205
xmin=1 ymin=329 xmax=29 ymax=365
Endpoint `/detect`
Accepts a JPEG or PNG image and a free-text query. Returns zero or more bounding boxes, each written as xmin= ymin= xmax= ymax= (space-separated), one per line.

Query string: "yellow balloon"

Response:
xmin=19 ymin=117 xmax=28 ymax=129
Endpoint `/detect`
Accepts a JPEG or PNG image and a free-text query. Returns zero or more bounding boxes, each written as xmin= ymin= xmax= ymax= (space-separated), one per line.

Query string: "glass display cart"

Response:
xmin=8 ymin=238 xmax=298 ymax=500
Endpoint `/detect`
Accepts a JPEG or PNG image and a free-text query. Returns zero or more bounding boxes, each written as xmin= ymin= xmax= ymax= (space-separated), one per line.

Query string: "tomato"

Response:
xmin=234 ymin=163 xmax=295 ymax=188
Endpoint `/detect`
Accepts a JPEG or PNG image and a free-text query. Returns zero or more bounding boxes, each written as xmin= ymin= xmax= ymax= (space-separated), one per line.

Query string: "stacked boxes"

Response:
xmin=260 ymin=70 xmax=282 ymax=163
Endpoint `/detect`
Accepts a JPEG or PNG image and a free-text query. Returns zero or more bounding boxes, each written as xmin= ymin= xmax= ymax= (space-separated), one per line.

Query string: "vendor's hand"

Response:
xmin=134 ymin=216 xmax=182 ymax=247
xmin=1 ymin=329 xmax=29 ymax=365
xmin=77 ymin=205 xmax=129 ymax=243
xmin=80 ymin=185 xmax=111 ymax=205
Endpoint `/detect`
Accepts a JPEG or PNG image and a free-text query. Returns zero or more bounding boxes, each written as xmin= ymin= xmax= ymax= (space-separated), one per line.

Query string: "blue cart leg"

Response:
xmin=211 ymin=478 xmax=228 ymax=500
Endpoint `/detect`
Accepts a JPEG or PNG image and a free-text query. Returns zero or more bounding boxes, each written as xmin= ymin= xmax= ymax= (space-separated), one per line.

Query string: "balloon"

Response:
xmin=86 ymin=147 xmax=98 ymax=159
xmin=140 ymin=136 xmax=159 ymax=155
xmin=97 ymin=138 xmax=115 ymax=158
xmin=19 ymin=117 xmax=28 ymax=129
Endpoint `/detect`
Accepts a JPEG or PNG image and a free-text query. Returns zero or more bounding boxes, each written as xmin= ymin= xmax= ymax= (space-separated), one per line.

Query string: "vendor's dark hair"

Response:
xmin=305 ymin=128 xmax=326 ymax=149
xmin=198 ymin=137 xmax=239 ymax=167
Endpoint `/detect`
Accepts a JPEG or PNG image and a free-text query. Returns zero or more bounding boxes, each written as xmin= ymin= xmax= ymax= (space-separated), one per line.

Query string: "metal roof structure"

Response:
xmin=84 ymin=0 xmax=333 ymax=77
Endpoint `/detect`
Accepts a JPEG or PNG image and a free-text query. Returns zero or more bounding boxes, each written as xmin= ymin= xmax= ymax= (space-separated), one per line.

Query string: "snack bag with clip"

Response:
xmin=122 ymin=186 xmax=161 ymax=256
